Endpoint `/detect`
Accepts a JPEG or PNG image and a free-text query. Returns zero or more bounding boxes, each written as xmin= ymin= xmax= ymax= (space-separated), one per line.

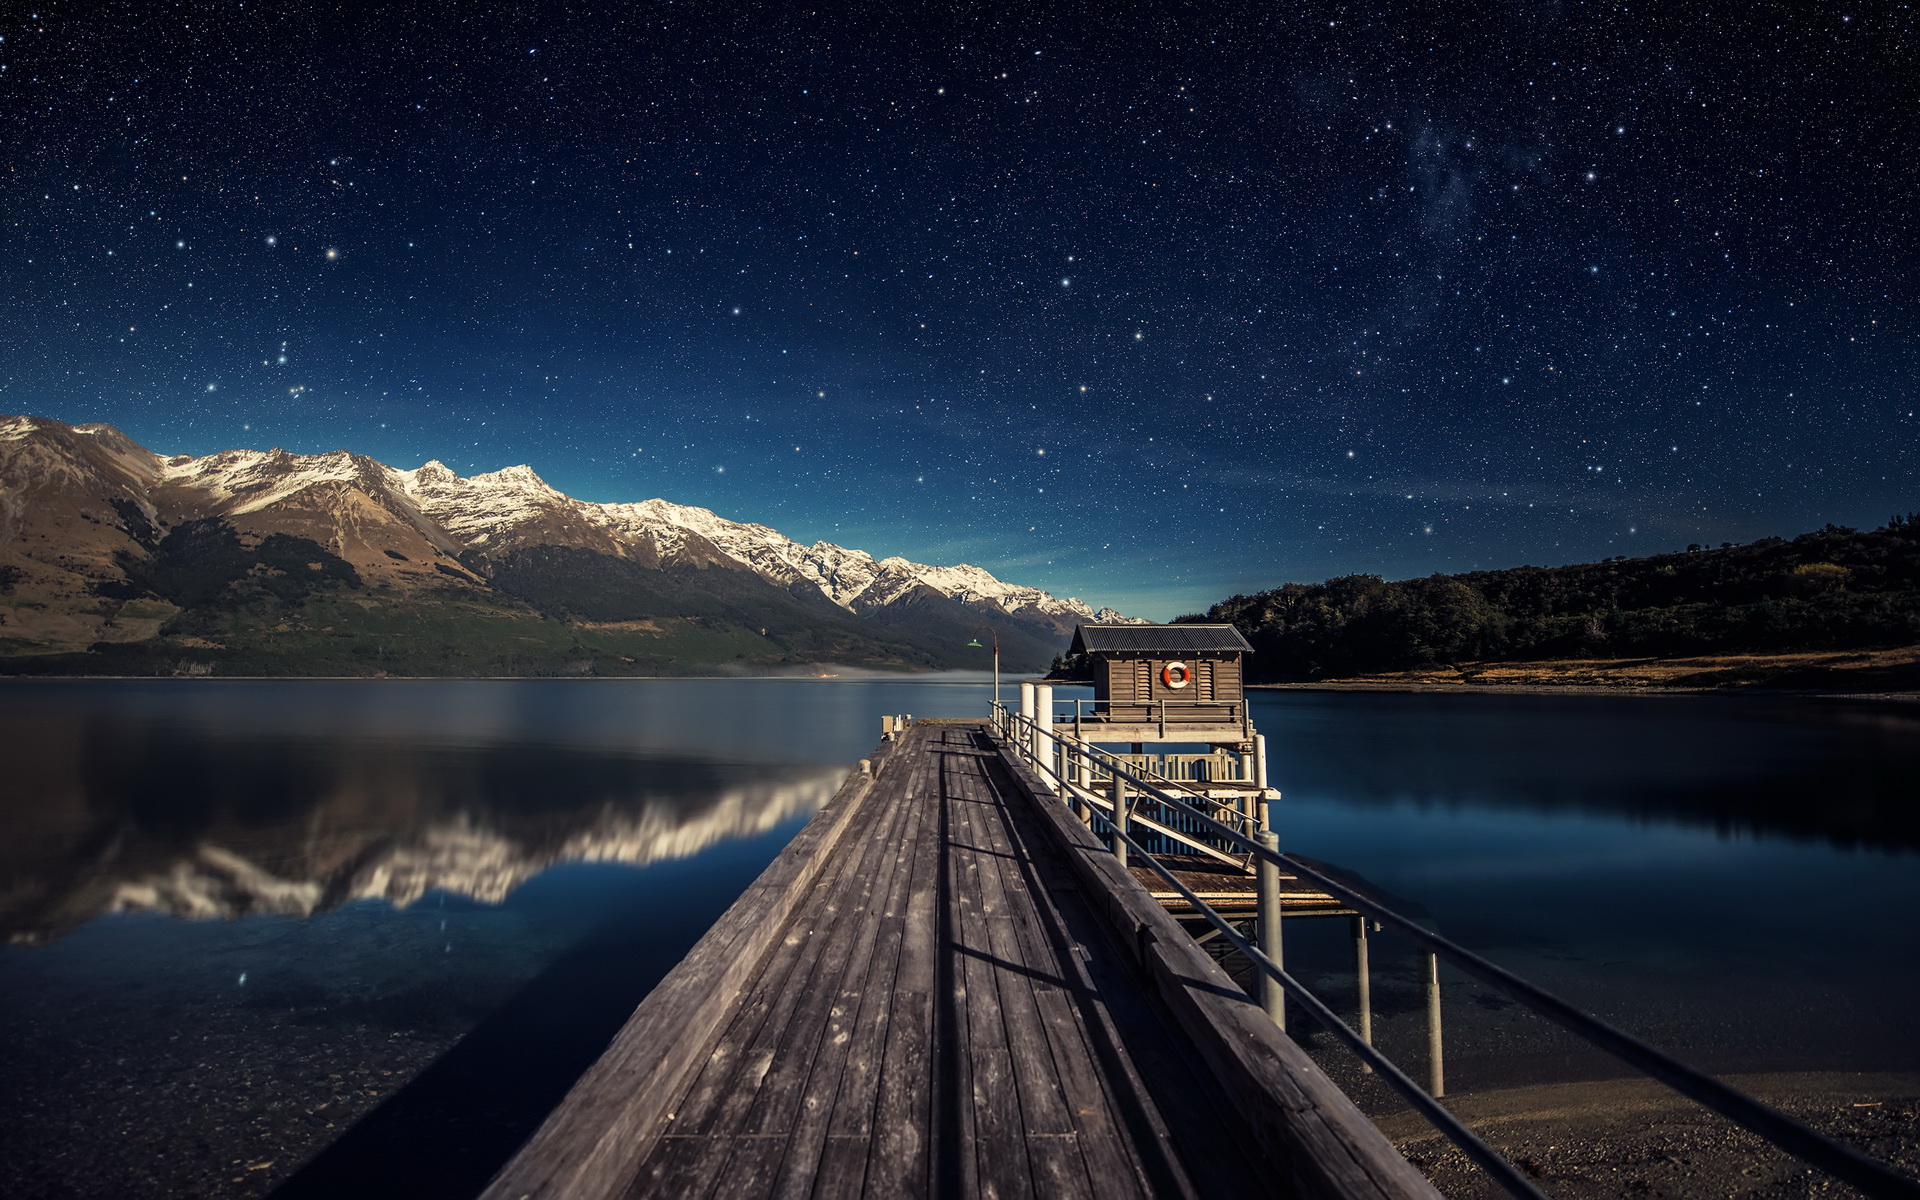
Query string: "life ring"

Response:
xmin=1160 ymin=661 xmax=1192 ymax=689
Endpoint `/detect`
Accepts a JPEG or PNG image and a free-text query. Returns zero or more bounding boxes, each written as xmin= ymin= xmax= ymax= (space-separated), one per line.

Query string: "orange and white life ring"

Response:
xmin=1160 ymin=661 xmax=1192 ymax=689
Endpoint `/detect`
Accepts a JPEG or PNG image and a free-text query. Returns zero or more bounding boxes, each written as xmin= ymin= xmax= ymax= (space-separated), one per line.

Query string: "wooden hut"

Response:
xmin=1066 ymin=624 xmax=1255 ymax=743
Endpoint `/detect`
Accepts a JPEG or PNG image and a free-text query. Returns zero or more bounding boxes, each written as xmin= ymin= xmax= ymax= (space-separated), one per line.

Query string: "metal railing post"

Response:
xmin=1426 ymin=952 xmax=1445 ymax=1097
xmin=1111 ymin=773 xmax=1128 ymax=868
xmin=1257 ymin=797 xmax=1285 ymax=1031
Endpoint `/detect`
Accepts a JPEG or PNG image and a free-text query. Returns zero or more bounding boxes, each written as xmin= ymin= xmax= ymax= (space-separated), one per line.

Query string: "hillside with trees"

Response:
xmin=1194 ymin=517 xmax=1920 ymax=684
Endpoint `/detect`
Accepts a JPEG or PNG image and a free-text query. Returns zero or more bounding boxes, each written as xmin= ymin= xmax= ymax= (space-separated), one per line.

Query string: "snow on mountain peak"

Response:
xmin=158 ymin=444 xmax=384 ymax=514
xmin=470 ymin=463 xmax=559 ymax=494
xmin=1 ymin=416 xmax=36 ymax=440
xmin=394 ymin=459 xmax=579 ymax=546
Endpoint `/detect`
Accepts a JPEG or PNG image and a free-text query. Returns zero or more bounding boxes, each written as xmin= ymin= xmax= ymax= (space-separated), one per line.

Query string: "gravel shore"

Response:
xmin=1370 ymin=1072 xmax=1920 ymax=1197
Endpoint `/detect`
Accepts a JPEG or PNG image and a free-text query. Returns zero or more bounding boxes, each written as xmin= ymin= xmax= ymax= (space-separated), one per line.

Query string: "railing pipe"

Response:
xmin=1104 ymin=817 xmax=1550 ymax=1200
xmin=990 ymin=708 xmax=1920 ymax=1200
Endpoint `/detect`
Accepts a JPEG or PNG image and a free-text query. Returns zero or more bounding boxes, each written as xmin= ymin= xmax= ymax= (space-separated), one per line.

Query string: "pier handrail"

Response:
xmin=1039 ymin=706 xmax=1262 ymax=835
xmin=990 ymin=703 xmax=1920 ymax=1200
xmin=1089 ymin=746 xmax=1259 ymax=835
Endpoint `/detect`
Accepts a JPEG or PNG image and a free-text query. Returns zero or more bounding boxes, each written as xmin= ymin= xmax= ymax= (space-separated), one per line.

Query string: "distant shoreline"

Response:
xmin=1253 ymin=680 xmax=1920 ymax=705
xmin=1244 ymin=645 xmax=1920 ymax=699
xmin=0 ymin=670 xmax=1007 ymax=683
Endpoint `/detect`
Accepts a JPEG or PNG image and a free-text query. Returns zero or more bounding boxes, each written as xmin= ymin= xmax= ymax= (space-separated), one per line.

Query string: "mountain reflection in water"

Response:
xmin=3 ymin=716 xmax=844 ymax=945
xmin=0 ymin=678 xmax=985 ymax=1200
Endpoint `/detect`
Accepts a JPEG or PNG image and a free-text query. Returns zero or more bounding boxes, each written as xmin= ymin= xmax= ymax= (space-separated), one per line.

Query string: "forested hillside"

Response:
xmin=1197 ymin=517 xmax=1920 ymax=681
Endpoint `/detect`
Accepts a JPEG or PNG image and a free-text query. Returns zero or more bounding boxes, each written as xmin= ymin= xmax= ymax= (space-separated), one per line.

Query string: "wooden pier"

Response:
xmin=481 ymin=721 xmax=1437 ymax=1200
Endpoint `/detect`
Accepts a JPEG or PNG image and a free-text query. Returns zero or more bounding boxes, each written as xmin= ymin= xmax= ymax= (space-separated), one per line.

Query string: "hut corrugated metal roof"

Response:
xmin=1069 ymin=624 xmax=1253 ymax=655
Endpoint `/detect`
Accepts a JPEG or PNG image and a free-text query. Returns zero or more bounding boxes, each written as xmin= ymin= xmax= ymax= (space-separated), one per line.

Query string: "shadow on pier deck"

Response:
xmin=481 ymin=722 xmax=1435 ymax=1200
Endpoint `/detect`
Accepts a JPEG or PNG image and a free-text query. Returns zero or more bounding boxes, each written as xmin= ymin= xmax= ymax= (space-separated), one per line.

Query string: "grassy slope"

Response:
xmin=0 ymin=523 xmax=960 ymax=676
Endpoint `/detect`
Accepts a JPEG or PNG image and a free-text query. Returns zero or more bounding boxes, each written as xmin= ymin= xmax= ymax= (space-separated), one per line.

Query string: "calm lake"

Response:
xmin=2 ymin=679 xmax=1917 ymax=1199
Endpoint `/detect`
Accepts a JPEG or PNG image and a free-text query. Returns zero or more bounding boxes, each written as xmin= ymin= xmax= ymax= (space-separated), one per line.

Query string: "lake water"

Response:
xmin=1 ymin=679 xmax=1917 ymax=1199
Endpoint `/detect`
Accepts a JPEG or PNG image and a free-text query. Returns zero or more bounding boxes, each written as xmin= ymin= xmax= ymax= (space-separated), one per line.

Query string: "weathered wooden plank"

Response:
xmin=481 ymin=747 xmax=892 ymax=1200
xmin=948 ymin=737 xmax=1100 ymax=1200
xmin=991 ymin=741 xmax=1444 ymax=1200
xmin=862 ymin=731 xmax=942 ymax=1197
xmin=657 ymin=806 xmax=874 ymax=1131
xmin=941 ymin=733 xmax=1007 ymax=1198
xmin=634 ymin=907 xmax=857 ymax=1192
xmin=806 ymin=1135 xmax=871 ymax=1200
xmin=817 ymin=731 xmax=939 ymax=1148
xmin=979 ymin=742 xmax=1197 ymax=1200
xmin=751 ymin=739 xmax=929 ymax=1196
xmin=735 ymin=776 xmax=910 ymax=1138
xmin=708 ymin=1135 xmax=788 ymax=1200
xmin=651 ymin=903 xmax=817 ymax=1139
xmin=639 ymin=734 xmax=924 ymax=1198
xmin=948 ymin=733 xmax=1076 ymax=1200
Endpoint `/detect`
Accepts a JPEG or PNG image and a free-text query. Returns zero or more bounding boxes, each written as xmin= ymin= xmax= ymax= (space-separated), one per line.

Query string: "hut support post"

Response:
xmin=1354 ymin=916 xmax=1373 ymax=1072
xmin=1256 ymin=797 xmax=1285 ymax=1031
xmin=1426 ymin=952 xmax=1445 ymax=1097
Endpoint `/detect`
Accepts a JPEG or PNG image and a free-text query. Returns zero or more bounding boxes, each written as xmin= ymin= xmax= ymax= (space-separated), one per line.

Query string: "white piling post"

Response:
xmin=1035 ymin=684 xmax=1054 ymax=780
xmin=1019 ymin=682 xmax=1036 ymax=761
xmin=1426 ymin=952 xmax=1445 ymax=1097
xmin=1256 ymin=796 xmax=1285 ymax=1031
xmin=1354 ymin=916 xmax=1374 ymax=1072
xmin=1254 ymin=733 xmax=1270 ymax=792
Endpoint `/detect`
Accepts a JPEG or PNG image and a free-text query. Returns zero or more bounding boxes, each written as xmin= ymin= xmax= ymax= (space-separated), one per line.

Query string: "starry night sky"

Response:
xmin=3 ymin=1 xmax=1915 ymax=618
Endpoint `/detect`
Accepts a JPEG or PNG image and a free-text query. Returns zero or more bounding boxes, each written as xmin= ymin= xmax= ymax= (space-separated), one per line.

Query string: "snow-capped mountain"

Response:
xmin=0 ymin=414 xmax=1139 ymax=672
xmin=394 ymin=465 xmax=1134 ymax=632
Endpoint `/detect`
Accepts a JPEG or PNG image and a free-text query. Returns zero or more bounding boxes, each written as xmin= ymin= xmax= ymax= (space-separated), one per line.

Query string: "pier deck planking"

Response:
xmin=482 ymin=722 xmax=1436 ymax=1200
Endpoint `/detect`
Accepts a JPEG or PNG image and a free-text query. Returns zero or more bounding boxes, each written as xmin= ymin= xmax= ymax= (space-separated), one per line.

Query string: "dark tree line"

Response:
xmin=1190 ymin=517 xmax=1920 ymax=681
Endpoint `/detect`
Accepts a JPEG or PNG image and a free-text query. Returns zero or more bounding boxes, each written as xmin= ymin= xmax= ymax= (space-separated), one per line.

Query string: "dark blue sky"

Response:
xmin=3 ymin=1 xmax=1915 ymax=618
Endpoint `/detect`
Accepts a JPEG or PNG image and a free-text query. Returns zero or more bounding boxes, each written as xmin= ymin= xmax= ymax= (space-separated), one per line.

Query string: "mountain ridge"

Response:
xmin=0 ymin=414 xmax=1139 ymax=674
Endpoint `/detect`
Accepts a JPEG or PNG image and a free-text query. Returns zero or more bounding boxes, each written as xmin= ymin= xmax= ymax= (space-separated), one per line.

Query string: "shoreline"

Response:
xmin=1371 ymin=1071 xmax=1920 ymax=1197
